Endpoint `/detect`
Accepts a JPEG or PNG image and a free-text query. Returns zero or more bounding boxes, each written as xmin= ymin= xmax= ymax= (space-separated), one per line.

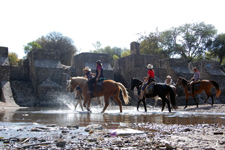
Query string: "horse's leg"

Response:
xmin=112 ymin=95 xmax=122 ymax=113
xmin=204 ymin=95 xmax=210 ymax=104
xmin=204 ymin=90 xmax=214 ymax=106
xmin=161 ymin=97 xmax=171 ymax=112
xmin=211 ymin=94 xmax=214 ymax=106
xmin=184 ymin=95 xmax=190 ymax=109
xmin=192 ymin=95 xmax=199 ymax=108
xmin=137 ymin=99 xmax=142 ymax=111
xmin=143 ymin=98 xmax=147 ymax=112
xmin=164 ymin=97 xmax=171 ymax=112
xmin=154 ymin=97 xmax=157 ymax=107
xmin=101 ymin=96 xmax=110 ymax=113
xmin=79 ymin=98 xmax=84 ymax=111
xmin=97 ymin=97 xmax=101 ymax=105
xmin=74 ymin=100 xmax=79 ymax=110
xmin=87 ymin=98 xmax=92 ymax=113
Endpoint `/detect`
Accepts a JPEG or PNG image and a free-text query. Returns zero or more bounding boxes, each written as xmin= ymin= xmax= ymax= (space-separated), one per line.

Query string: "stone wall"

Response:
xmin=27 ymin=49 xmax=63 ymax=106
xmin=28 ymin=49 xmax=63 ymax=93
xmin=10 ymin=59 xmax=30 ymax=81
xmin=0 ymin=47 xmax=10 ymax=81
xmin=160 ymin=58 xmax=193 ymax=81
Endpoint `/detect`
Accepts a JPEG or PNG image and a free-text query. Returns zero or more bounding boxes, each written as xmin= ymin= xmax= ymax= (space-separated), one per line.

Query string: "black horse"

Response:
xmin=131 ymin=78 xmax=177 ymax=112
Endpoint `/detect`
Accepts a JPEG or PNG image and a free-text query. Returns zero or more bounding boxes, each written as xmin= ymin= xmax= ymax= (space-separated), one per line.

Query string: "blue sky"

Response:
xmin=1 ymin=0 xmax=225 ymax=58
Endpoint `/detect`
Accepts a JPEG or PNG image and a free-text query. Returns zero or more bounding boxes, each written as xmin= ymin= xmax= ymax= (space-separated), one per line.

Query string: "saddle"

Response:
xmin=145 ymin=81 xmax=156 ymax=95
xmin=188 ymin=80 xmax=200 ymax=91
xmin=94 ymin=78 xmax=106 ymax=92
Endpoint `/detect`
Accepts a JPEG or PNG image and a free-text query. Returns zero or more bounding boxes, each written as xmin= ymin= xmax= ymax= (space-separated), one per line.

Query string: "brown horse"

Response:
xmin=69 ymin=77 xmax=129 ymax=113
xmin=176 ymin=77 xmax=221 ymax=109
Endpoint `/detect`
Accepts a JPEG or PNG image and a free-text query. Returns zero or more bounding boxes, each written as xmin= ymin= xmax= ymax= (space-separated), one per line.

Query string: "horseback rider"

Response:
xmin=188 ymin=67 xmax=200 ymax=94
xmin=164 ymin=75 xmax=175 ymax=86
xmin=83 ymin=66 xmax=94 ymax=80
xmin=139 ymin=64 xmax=155 ymax=100
xmin=75 ymin=66 xmax=93 ymax=99
xmin=87 ymin=60 xmax=104 ymax=98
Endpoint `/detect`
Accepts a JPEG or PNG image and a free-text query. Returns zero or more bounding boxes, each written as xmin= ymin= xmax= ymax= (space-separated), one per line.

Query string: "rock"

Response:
xmin=67 ymin=124 xmax=79 ymax=129
xmin=56 ymin=140 xmax=66 ymax=147
xmin=213 ymin=132 xmax=223 ymax=135
xmin=85 ymin=124 xmax=103 ymax=132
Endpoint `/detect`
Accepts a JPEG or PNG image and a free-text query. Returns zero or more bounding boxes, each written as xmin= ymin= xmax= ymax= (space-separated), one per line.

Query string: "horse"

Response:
xmin=131 ymin=78 xmax=177 ymax=112
xmin=175 ymin=77 xmax=221 ymax=109
xmin=66 ymin=80 xmax=103 ymax=111
xmin=69 ymin=77 xmax=129 ymax=113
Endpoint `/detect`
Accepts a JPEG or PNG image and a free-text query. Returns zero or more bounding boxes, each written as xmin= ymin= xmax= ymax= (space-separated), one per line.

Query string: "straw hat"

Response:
xmin=166 ymin=75 xmax=171 ymax=79
xmin=147 ymin=64 xmax=153 ymax=69
xmin=83 ymin=66 xmax=91 ymax=71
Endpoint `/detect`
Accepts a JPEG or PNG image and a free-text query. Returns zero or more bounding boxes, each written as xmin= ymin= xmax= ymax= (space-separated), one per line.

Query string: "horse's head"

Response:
xmin=70 ymin=76 xmax=88 ymax=91
xmin=131 ymin=78 xmax=142 ymax=90
xmin=175 ymin=77 xmax=188 ymax=87
xmin=66 ymin=80 xmax=72 ymax=92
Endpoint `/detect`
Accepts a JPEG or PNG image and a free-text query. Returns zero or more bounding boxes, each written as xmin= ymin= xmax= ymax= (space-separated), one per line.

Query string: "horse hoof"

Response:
xmin=184 ymin=106 xmax=187 ymax=109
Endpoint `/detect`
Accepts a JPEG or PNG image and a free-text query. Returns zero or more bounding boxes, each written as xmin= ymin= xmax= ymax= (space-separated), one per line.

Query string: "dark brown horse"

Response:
xmin=69 ymin=77 xmax=129 ymax=113
xmin=176 ymin=77 xmax=221 ymax=109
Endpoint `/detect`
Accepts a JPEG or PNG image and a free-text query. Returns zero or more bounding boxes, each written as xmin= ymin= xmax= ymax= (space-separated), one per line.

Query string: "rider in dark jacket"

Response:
xmin=87 ymin=60 xmax=104 ymax=98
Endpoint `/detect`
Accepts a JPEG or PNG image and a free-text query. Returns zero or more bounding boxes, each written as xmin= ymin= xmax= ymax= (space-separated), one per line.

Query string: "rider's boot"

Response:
xmin=139 ymin=90 xmax=145 ymax=99
xmin=188 ymin=86 xmax=192 ymax=94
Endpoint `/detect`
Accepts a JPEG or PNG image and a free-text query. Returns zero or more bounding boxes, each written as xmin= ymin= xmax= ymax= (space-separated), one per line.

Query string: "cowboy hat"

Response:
xmin=147 ymin=64 xmax=153 ymax=69
xmin=96 ymin=60 xmax=102 ymax=64
xmin=166 ymin=75 xmax=171 ymax=79
xmin=83 ymin=66 xmax=91 ymax=71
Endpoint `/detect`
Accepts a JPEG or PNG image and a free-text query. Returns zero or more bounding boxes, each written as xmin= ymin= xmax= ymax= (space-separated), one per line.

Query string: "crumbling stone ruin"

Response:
xmin=0 ymin=42 xmax=225 ymax=107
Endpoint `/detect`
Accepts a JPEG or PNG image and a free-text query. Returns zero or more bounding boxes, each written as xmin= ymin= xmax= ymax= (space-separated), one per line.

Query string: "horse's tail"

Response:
xmin=116 ymin=82 xmax=130 ymax=105
xmin=210 ymin=80 xmax=221 ymax=98
xmin=167 ymin=85 xmax=177 ymax=109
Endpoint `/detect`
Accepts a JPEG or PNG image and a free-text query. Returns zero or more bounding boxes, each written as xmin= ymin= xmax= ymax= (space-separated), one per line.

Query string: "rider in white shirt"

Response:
xmin=164 ymin=75 xmax=175 ymax=85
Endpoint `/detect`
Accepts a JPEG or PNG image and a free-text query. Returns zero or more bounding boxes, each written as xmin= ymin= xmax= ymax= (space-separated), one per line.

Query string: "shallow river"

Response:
xmin=1 ymin=104 xmax=225 ymax=130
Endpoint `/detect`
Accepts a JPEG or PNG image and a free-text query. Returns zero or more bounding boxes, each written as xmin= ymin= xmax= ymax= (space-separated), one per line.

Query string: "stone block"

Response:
xmin=0 ymin=47 xmax=8 ymax=57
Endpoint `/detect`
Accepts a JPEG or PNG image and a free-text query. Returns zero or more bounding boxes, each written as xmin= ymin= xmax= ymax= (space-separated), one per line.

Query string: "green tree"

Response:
xmin=35 ymin=31 xmax=77 ymax=65
xmin=24 ymin=41 xmax=42 ymax=56
xmin=138 ymin=30 xmax=163 ymax=56
xmin=209 ymin=33 xmax=225 ymax=64
xmin=178 ymin=22 xmax=217 ymax=62
xmin=8 ymin=52 xmax=19 ymax=66
xmin=161 ymin=27 xmax=182 ymax=57
xmin=121 ymin=49 xmax=130 ymax=57
xmin=92 ymin=41 xmax=102 ymax=51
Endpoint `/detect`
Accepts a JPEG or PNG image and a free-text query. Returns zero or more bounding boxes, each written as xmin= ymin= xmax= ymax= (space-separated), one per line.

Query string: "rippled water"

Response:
xmin=1 ymin=104 xmax=225 ymax=130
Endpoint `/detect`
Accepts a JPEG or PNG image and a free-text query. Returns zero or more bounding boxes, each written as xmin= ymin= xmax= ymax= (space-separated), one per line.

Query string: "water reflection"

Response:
xmin=0 ymin=106 xmax=225 ymax=129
